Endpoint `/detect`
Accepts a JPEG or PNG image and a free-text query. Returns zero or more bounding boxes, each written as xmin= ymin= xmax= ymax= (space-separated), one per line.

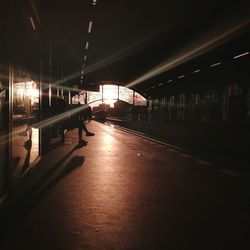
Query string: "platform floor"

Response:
xmin=1 ymin=121 xmax=250 ymax=249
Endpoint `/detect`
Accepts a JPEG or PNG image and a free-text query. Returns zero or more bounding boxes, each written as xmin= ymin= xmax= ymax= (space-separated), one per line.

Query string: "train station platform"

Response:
xmin=0 ymin=121 xmax=250 ymax=250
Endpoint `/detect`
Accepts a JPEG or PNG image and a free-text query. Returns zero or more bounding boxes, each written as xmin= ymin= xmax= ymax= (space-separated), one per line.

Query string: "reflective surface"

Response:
xmin=12 ymin=70 xmax=40 ymax=184
xmin=1 ymin=121 xmax=250 ymax=249
xmin=0 ymin=84 xmax=7 ymax=197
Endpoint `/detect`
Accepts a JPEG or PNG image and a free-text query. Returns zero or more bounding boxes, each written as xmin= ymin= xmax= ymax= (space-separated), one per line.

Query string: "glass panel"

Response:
xmin=0 ymin=79 xmax=7 ymax=197
xmin=12 ymin=68 xmax=40 ymax=184
xmin=103 ymin=85 xmax=118 ymax=100
xmin=134 ymin=92 xmax=147 ymax=106
xmin=72 ymin=94 xmax=79 ymax=104
xmin=87 ymin=87 xmax=102 ymax=104
xmin=118 ymin=86 xmax=134 ymax=104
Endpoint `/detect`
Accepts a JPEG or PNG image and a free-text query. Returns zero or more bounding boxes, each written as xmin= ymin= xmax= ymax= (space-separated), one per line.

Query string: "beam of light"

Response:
xmin=233 ymin=51 xmax=249 ymax=59
xmin=125 ymin=18 xmax=250 ymax=89
xmin=59 ymin=20 xmax=179 ymax=84
xmin=83 ymin=42 xmax=148 ymax=76
xmin=29 ymin=16 xmax=36 ymax=30
xmin=83 ymin=26 xmax=178 ymax=76
xmin=0 ymin=103 xmax=90 ymax=148
xmin=0 ymin=98 xmax=118 ymax=148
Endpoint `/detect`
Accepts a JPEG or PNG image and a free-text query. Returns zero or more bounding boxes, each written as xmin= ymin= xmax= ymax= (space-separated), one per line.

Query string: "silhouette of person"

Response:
xmin=19 ymin=111 xmax=34 ymax=140
xmin=73 ymin=102 xmax=95 ymax=145
xmin=21 ymin=139 xmax=32 ymax=176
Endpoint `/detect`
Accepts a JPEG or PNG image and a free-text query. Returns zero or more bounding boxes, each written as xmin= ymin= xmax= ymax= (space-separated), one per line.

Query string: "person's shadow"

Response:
xmin=20 ymin=139 xmax=32 ymax=176
xmin=0 ymin=146 xmax=85 ymax=244
xmin=37 ymin=155 xmax=85 ymax=198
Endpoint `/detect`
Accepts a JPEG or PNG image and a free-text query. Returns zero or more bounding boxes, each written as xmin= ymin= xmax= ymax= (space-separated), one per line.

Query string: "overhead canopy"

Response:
xmin=2 ymin=0 xmax=250 ymax=96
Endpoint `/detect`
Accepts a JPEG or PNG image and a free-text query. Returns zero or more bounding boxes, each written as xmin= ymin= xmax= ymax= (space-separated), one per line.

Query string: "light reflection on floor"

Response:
xmin=12 ymin=125 xmax=39 ymax=182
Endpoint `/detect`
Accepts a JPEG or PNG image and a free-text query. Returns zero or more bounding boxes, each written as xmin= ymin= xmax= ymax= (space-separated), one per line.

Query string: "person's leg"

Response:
xmin=78 ymin=127 xmax=83 ymax=142
xmin=78 ymin=124 xmax=88 ymax=145
xmin=59 ymin=125 xmax=65 ymax=142
xmin=82 ymin=123 xmax=95 ymax=136
xmin=82 ymin=123 xmax=88 ymax=133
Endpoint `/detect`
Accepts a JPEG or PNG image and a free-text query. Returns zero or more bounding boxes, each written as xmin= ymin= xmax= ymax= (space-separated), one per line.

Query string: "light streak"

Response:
xmin=0 ymin=98 xmax=121 ymax=147
xmin=125 ymin=18 xmax=250 ymax=88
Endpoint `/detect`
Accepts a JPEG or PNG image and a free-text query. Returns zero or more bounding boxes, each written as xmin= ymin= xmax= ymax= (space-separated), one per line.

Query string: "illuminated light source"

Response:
xmin=167 ymin=79 xmax=173 ymax=83
xmin=210 ymin=62 xmax=222 ymax=67
xmin=92 ymin=0 xmax=97 ymax=5
xmin=84 ymin=55 xmax=87 ymax=61
xmin=102 ymin=84 xmax=118 ymax=100
xmin=158 ymin=83 xmax=164 ymax=86
xmin=151 ymin=85 xmax=156 ymax=89
xmin=191 ymin=69 xmax=201 ymax=73
xmin=88 ymin=21 xmax=93 ymax=33
xmin=29 ymin=16 xmax=36 ymax=30
xmin=85 ymin=41 xmax=89 ymax=50
xmin=233 ymin=51 xmax=249 ymax=59
xmin=177 ymin=75 xmax=185 ymax=79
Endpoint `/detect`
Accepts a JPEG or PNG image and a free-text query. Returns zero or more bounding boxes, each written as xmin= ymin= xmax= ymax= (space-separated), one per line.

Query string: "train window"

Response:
xmin=11 ymin=68 xmax=40 ymax=185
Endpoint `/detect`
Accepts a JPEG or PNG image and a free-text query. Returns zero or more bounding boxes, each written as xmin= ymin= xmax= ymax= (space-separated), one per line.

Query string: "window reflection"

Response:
xmin=12 ymin=77 xmax=40 ymax=183
xmin=0 ymin=80 xmax=7 ymax=196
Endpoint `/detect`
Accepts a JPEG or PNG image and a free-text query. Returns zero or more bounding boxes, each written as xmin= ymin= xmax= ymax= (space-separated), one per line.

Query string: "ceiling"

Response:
xmin=2 ymin=0 xmax=250 ymax=94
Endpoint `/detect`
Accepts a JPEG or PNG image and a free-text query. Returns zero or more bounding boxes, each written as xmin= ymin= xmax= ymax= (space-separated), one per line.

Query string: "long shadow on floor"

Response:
xmin=35 ymin=155 xmax=85 ymax=200
xmin=0 ymin=144 xmax=85 ymax=244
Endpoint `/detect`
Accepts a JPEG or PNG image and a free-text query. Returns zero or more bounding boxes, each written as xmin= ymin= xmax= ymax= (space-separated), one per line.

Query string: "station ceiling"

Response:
xmin=2 ymin=0 xmax=250 ymax=96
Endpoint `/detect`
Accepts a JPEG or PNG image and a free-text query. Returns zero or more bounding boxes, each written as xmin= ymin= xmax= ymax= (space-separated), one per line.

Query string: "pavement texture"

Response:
xmin=0 ymin=121 xmax=250 ymax=250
